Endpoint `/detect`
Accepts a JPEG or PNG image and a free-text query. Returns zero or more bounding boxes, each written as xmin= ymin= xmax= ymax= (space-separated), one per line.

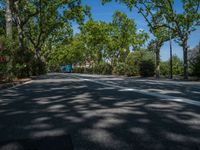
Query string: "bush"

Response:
xmin=113 ymin=62 xmax=126 ymax=75
xmin=160 ymin=62 xmax=169 ymax=77
xmin=12 ymin=48 xmax=35 ymax=78
xmin=160 ymin=55 xmax=183 ymax=77
xmin=93 ymin=62 xmax=112 ymax=75
xmin=84 ymin=67 xmax=93 ymax=74
xmin=73 ymin=67 xmax=85 ymax=73
xmin=139 ymin=60 xmax=155 ymax=77
xmin=30 ymin=58 xmax=46 ymax=76
xmin=125 ymin=51 xmax=141 ymax=76
xmin=190 ymin=55 xmax=200 ymax=77
xmin=189 ymin=43 xmax=200 ymax=77
xmin=0 ymin=36 xmax=17 ymax=80
xmin=0 ymin=37 xmax=47 ymax=78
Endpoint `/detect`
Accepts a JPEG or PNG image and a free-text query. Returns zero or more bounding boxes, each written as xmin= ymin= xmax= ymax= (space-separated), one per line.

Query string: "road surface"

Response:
xmin=0 ymin=73 xmax=200 ymax=150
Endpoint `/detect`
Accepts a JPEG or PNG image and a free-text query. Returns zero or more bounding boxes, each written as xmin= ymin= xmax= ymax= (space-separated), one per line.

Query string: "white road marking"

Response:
xmin=77 ymin=77 xmax=200 ymax=107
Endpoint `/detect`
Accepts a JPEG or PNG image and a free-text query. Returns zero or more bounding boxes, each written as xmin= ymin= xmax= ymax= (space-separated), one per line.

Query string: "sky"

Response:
xmin=72 ymin=0 xmax=200 ymax=61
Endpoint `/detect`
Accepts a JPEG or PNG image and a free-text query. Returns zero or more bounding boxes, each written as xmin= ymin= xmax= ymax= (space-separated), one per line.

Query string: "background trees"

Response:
xmin=189 ymin=42 xmax=200 ymax=77
xmin=0 ymin=0 xmax=199 ymax=80
xmin=0 ymin=0 xmax=90 ymax=78
xmin=102 ymin=0 xmax=200 ymax=79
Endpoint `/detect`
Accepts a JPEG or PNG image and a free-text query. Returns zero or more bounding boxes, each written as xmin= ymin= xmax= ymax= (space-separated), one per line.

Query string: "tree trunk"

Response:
xmin=5 ymin=0 xmax=12 ymax=39
xmin=169 ymin=38 xmax=173 ymax=79
xmin=17 ymin=22 xmax=24 ymax=49
xmin=155 ymin=48 xmax=160 ymax=79
xmin=14 ymin=1 xmax=25 ymax=49
xmin=183 ymin=39 xmax=189 ymax=80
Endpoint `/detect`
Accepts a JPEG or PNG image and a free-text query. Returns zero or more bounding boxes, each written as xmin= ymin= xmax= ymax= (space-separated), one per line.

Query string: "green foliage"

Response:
xmin=191 ymin=55 xmax=200 ymax=77
xmin=102 ymin=0 xmax=200 ymax=79
xmin=93 ymin=62 xmax=112 ymax=75
xmin=139 ymin=50 xmax=155 ymax=77
xmin=0 ymin=36 xmax=47 ymax=78
xmin=0 ymin=36 xmax=16 ymax=79
xmin=125 ymin=51 xmax=142 ymax=76
xmin=160 ymin=55 xmax=183 ymax=77
xmin=1 ymin=0 xmax=199 ymax=80
xmin=160 ymin=62 xmax=169 ymax=77
xmin=171 ymin=55 xmax=183 ymax=75
xmin=139 ymin=60 xmax=155 ymax=77
xmin=113 ymin=62 xmax=126 ymax=75
xmin=109 ymin=11 xmax=148 ymax=63
xmin=73 ymin=67 xmax=85 ymax=74
xmin=189 ymin=43 xmax=200 ymax=77
xmin=80 ymin=20 xmax=111 ymax=63
xmin=0 ymin=9 xmax=5 ymax=35
xmin=30 ymin=58 xmax=46 ymax=76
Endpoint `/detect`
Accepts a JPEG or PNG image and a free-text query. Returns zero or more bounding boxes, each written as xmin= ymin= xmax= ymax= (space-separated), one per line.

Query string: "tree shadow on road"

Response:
xmin=0 ymin=74 xmax=200 ymax=150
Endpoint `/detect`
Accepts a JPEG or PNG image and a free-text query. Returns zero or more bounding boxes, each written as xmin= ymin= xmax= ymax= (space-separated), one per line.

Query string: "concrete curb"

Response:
xmin=0 ymin=79 xmax=32 ymax=90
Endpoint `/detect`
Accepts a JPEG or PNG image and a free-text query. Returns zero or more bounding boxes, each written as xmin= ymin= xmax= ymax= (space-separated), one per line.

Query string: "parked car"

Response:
xmin=61 ymin=64 xmax=73 ymax=73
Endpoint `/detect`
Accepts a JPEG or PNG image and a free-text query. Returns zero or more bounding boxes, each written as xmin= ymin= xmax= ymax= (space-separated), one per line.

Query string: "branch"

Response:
xmin=135 ymin=4 xmax=153 ymax=29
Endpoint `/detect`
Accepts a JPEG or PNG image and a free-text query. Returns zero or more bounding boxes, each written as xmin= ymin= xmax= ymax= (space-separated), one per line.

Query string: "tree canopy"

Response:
xmin=0 ymin=0 xmax=199 ymax=79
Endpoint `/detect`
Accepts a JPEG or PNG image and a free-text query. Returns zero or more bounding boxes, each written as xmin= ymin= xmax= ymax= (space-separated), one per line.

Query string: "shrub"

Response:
xmin=189 ymin=43 xmax=200 ymax=77
xmin=12 ymin=48 xmax=35 ymax=78
xmin=139 ymin=60 xmax=155 ymax=77
xmin=30 ymin=58 xmax=47 ymax=76
xmin=160 ymin=55 xmax=183 ymax=77
xmin=92 ymin=62 xmax=112 ymax=75
xmin=160 ymin=62 xmax=169 ymax=77
xmin=73 ymin=67 xmax=84 ymax=73
xmin=113 ymin=62 xmax=126 ymax=75
xmin=84 ymin=67 xmax=93 ymax=74
xmin=125 ymin=51 xmax=142 ymax=76
xmin=0 ymin=36 xmax=17 ymax=80
xmin=190 ymin=55 xmax=200 ymax=77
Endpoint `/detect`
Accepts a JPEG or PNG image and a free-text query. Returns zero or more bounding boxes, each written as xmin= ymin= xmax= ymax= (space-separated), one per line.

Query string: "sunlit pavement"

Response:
xmin=0 ymin=73 xmax=200 ymax=150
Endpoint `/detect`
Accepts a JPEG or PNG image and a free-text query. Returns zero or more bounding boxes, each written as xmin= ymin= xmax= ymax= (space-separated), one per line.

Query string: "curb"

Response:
xmin=0 ymin=79 xmax=32 ymax=90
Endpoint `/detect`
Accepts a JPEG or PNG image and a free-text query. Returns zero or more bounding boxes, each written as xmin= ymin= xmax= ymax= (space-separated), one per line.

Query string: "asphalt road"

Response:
xmin=0 ymin=73 xmax=200 ymax=150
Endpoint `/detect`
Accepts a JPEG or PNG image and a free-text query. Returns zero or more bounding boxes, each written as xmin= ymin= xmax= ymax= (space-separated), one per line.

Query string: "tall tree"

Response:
xmin=162 ymin=0 xmax=200 ymax=79
xmin=102 ymin=0 xmax=173 ymax=79
xmin=5 ymin=0 xmax=12 ymax=38
xmin=9 ymin=0 xmax=90 ymax=53
xmin=103 ymin=0 xmax=200 ymax=79
xmin=80 ymin=20 xmax=110 ymax=64
xmin=109 ymin=11 xmax=148 ymax=66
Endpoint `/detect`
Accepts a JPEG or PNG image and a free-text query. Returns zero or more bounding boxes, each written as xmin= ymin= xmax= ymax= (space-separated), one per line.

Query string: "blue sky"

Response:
xmin=73 ymin=0 xmax=200 ymax=61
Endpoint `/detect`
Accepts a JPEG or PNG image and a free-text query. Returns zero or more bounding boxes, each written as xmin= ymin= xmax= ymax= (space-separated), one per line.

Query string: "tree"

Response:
xmin=108 ymin=11 xmax=148 ymax=66
xmin=0 ymin=0 xmax=90 ymax=77
xmin=103 ymin=0 xmax=200 ymax=79
xmin=165 ymin=0 xmax=200 ymax=79
xmin=189 ymin=42 xmax=200 ymax=77
xmin=102 ymin=0 xmax=173 ymax=79
xmin=80 ymin=20 xmax=110 ymax=64
xmin=5 ymin=0 xmax=12 ymax=39
xmin=0 ymin=6 xmax=5 ymax=35
xmin=10 ymin=0 xmax=90 ymax=54
xmin=125 ymin=51 xmax=142 ymax=76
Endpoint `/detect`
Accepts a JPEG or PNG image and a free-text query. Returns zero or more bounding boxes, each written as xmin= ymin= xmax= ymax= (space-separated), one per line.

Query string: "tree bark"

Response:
xmin=16 ymin=20 xmax=24 ymax=49
xmin=14 ymin=1 xmax=25 ymax=49
xmin=155 ymin=48 xmax=160 ymax=79
xmin=169 ymin=37 xmax=173 ymax=79
xmin=5 ymin=0 xmax=12 ymax=39
xmin=183 ymin=38 xmax=189 ymax=80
